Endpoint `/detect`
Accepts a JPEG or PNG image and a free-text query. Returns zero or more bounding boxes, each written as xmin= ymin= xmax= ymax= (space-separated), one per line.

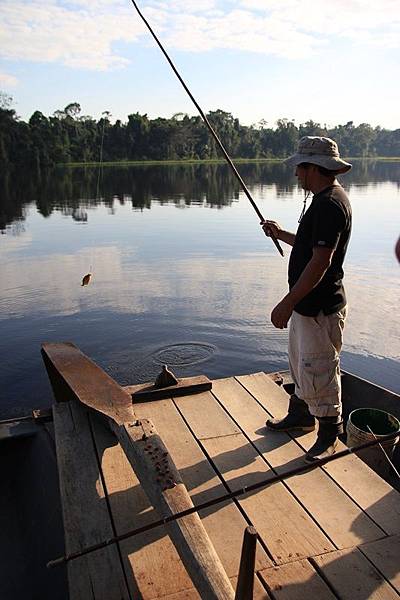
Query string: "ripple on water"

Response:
xmin=150 ymin=342 xmax=216 ymax=367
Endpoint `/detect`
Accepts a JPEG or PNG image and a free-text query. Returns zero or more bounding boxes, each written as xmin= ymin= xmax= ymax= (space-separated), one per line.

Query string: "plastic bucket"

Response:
xmin=346 ymin=408 xmax=400 ymax=478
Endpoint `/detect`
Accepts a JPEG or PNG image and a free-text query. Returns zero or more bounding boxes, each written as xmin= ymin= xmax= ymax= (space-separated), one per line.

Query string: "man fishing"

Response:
xmin=262 ymin=136 xmax=352 ymax=462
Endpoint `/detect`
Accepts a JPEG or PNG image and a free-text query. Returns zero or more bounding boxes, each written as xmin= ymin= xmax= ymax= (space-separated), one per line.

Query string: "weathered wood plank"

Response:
xmin=42 ymin=342 xmax=134 ymax=423
xmin=213 ymin=377 xmax=385 ymax=549
xmin=259 ymin=559 xmax=337 ymax=600
xmin=90 ymin=398 xmax=270 ymax=599
xmin=175 ymin=391 xmax=334 ymax=564
xmin=359 ymin=535 xmax=400 ymax=594
xmin=202 ymin=433 xmax=333 ymax=564
xmin=312 ymin=547 xmax=399 ymax=599
xmin=173 ymin=390 xmax=241 ymax=439
xmin=237 ymin=372 xmax=400 ymax=535
xmin=232 ymin=576 xmax=271 ymax=599
xmin=156 ymin=576 xmax=270 ymax=599
xmin=124 ymin=375 xmax=212 ymax=402
xmin=90 ymin=417 xmax=195 ymax=599
xmin=111 ymin=419 xmax=235 ymax=599
xmin=53 ymin=402 xmax=129 ymax=600
xmin=157 ymin=590 xmax=200 ymax=599
xmin=309 ymin=434 xmax=400 ymax=536
xmin=134 ymin=399 xmax=272 ymax=576
xmin=44 ymin=342 xmax=235 ymax=600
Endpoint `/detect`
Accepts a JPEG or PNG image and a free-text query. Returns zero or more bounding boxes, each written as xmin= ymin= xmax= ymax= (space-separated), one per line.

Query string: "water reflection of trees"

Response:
xmin=1 ymin=160 xmax=399 ymax=233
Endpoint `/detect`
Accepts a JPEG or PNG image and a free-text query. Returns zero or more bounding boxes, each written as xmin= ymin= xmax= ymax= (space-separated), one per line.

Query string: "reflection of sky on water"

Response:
xmin=0 ymin=170 xmax=399 ymax=416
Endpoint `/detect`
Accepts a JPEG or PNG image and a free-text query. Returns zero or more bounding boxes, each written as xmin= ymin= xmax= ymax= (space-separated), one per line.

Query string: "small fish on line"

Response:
xmin=81 ymin=273 xmax=92 ymax=287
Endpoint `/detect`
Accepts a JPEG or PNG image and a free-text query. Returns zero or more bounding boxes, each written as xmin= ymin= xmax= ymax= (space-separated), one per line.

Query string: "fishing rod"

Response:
xmin=129 ymin=0 xmax=284 ymax=257
xmin=47 ymin=428 xmax=399 ymax=568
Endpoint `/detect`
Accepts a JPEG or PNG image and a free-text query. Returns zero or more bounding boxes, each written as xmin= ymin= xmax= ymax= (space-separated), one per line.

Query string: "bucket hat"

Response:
xmin=285 ymin=136 xmax=352 ymax=173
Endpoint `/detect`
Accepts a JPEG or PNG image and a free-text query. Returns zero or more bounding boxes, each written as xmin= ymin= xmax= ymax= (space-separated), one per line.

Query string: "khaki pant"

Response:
xmin=288 ymin=307 xmax=347 ymax=418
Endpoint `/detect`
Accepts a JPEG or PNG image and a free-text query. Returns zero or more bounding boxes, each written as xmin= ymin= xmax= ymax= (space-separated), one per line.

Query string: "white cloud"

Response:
xmin=240 ymin=0 xmax=400 ymax=46
xmin=147 ymin=0 xmax=217 ymax=12
xmin=0 ymin=0 xmax=398 ymax=71
xmin=0 ymin=71 xmax=18 ymax=87
xmin=0 ymin=0 xmax=145 ymax=70
xmin=162 ymin=10 xmax=323 ymax=58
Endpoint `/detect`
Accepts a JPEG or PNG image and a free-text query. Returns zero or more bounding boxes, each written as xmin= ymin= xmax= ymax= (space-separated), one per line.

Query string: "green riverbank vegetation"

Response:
xmin=1 ymin=94 xmax=399 ymax=168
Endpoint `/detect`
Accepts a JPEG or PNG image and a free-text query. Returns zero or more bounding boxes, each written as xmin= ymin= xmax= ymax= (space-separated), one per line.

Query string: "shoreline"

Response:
xmin=62 ymin=156 xmax=400 ymax=168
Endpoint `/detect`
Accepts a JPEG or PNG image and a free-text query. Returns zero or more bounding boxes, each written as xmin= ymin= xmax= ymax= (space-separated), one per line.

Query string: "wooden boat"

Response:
xmin=1 ymin=342 xmax=399 ymax=599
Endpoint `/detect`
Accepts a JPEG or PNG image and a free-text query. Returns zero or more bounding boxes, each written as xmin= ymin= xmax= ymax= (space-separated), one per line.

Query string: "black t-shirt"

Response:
xmin=288 ymin=184 xmax=352 ymax=317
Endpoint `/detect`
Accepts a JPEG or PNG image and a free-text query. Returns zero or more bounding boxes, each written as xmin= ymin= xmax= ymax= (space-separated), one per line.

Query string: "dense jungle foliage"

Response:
xmin=1 ymin=94 xmax=399 ymax=167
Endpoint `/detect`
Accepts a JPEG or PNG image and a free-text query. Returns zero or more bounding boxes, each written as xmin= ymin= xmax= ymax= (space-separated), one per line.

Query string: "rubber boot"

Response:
xmin=266 ymin=394 xmax=315 ymax=433
xmin=304 ymin=417 xmax=344 ymax=462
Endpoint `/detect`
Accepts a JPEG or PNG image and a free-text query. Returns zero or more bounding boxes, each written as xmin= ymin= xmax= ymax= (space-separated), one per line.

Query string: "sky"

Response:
xmin=0 ymin=0 xmax=399 ymax=129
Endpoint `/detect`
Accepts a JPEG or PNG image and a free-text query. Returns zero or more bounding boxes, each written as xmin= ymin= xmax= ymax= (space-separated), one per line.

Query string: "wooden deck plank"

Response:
xmin=237 ymin=372 xmax=400 ymax=535
xmin=212 ymin=377 xmax=385 ymax=549
xmin=171 ymin=390 xmax=240 ymax=439
xmin=306 ymin=433 xmax=400 ymax=536
xmin=53 ymin=402 xmax=129 ymax=600
xmin=134 ymin=398 xmax=272 ymax=576
xmin=90 ymin=396 xmax=271 ymax=599
xmin=124 ymin=375 xmax=212 ymax=401
xmin=46 ymin=343 xmax=235 ymax=599
xmin=312 ymin=547 xmax=399 ymax=599
xmin=51 ymin=353 xmax=400 ymax=599
xmin=231 ymin=576 xmax=271 ymax=599
xmin=359 ymin=535 xmax=400 ymax=594
xmin=165 ymin=577 xmax=271 ymax=600
xmin=175 ymin=391 xmax=335 ymax=564
xmin=258 ymin=559 xmax=337 ymax=600
xmin=89 ymin=412 xmax=195 ymax=600
xmin=156 ymin=576 xmax=270 ymax=599
xmin=202 ymin=434 xmax=333 ymax=564
xmin=157 ymin=590 xmax=200 ymax=599
xmin=42 ymin=342 xmax=133 ymax=424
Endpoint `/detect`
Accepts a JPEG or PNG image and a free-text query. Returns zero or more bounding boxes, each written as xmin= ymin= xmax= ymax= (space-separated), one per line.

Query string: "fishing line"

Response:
xmin=129 ymin=0 xmax=284 ymax=257
xmin=81 ymin=113 xmax=109 ymax=286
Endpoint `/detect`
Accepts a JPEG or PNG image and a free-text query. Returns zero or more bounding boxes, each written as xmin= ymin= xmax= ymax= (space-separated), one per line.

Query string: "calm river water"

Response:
xmin=0 ymin=161 xmax=399 ymax=418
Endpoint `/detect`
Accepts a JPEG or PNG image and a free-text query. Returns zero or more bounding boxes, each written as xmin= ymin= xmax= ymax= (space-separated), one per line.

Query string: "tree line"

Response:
xmin=2 ymin=158 xmax=399 ymax=234
xmin=1 ymin=94 xmax=399 ymax=168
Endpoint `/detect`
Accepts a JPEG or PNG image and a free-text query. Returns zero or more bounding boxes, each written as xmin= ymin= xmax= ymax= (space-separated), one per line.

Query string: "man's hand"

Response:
xmin=261 ymin=220 xmax=281 ymax=239
xmin=271 ymin=295 xmax=295 ymax=329
xmin=261 ymin=220 xmax=296 ymax=247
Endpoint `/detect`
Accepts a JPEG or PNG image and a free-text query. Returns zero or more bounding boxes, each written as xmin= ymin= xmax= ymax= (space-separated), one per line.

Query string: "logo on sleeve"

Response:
xmin=317 ymin=240 xmax=327 ymax=246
